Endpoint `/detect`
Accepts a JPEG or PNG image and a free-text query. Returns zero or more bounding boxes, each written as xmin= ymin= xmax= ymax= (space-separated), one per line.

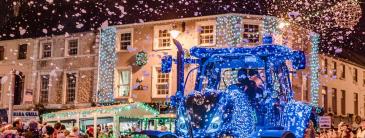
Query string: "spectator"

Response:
xmin=357 ymin=121 xmax=365 ymax=138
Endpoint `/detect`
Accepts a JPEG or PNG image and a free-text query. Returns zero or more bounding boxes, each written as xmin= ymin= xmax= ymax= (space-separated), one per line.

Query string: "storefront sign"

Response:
xmin=13 ymin=111 xmax=39 ymax=122
xmin=319 ymin=116 xmax=331 ymax=128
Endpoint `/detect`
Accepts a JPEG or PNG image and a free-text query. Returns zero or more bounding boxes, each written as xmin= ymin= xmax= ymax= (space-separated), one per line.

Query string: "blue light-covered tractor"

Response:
xmin=161 ymin=36 xmax=317 ymax=138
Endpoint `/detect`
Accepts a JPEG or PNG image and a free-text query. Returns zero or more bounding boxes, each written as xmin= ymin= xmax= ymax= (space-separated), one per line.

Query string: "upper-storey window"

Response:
xmin=322 ymin=58 xmax=328 ymax=74
xmin=18 ymin=44 xmax=27 ymax=59
xmin=332 ymin=61 xmax=337 ymax=78
xmin=152 ymin=66 xmax=171 ymax=98
xmin=153 ymin=25 xmax=171 ymax=50
xmin=117 ymin=28 xmax=133 ymax=51
xmin=66 ymin=39 xmax=79 ymax=56
xmin=117 ymin=68 xmax=132 ymax=98
xmin=196 ymin=20 xmax=216 ymax=46
xmin=0 ymin=46 xmax=4 ymax=61
xmin=40 ymin=41 xmax=52 ymax=58
xmin=353 ymin=68 xmax=358 ymax=83
xmin=340 ymin=64 xmax=346 ymax=79
xmin=242 ymin=24 xmax=260 ymax=44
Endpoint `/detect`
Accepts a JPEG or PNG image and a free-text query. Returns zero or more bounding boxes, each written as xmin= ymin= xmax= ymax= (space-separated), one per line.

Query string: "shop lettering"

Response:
xmin=13 ymin=112 xmax=38 ymax=116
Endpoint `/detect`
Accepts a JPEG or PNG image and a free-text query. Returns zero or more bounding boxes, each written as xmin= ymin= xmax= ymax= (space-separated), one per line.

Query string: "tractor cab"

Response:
xmin=162 ymin=37 xmax=315 ymax=138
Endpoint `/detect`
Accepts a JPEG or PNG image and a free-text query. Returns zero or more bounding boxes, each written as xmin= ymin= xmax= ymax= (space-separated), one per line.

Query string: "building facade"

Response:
xmin=97 ymin=13 xmax=317 ymax=110
xmin=0 ymin=14 xmax=321 ymax=115
xmin=0 ymin=38 xmax=37 ymax=110
xmin=319 ymin=55 xmax=365 ymax=119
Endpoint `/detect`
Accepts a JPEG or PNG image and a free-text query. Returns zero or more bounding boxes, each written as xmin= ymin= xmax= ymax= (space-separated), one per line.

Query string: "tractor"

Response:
xmin=161 ymin=36 xmax=317 ymax=138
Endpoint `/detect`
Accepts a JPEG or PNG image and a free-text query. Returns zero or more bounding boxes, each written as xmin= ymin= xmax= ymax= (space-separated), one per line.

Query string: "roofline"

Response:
xmin=112 ymin=13 xmax=269 ymax=28
xmin=320 ymin=53 xmax=365 ymax=69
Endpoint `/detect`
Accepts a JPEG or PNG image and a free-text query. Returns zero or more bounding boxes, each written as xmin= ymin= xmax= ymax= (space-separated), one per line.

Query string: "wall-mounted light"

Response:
xmin=278 ymin=21 xmax=290 ymax=29
xmin=170 ymin=24 xmax=181 ymax=39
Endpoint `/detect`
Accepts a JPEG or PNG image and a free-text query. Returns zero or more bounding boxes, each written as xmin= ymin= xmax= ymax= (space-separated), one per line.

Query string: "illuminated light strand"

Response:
xmin=216 ymin=15 xmax=243 ymax=47
xmin=97 ymin=27 xmax=117 ymax=104
xmin=309 ymin=33 xmax=320 ymax=106
xmin=42 ymin=102 xmax=159 ymax=120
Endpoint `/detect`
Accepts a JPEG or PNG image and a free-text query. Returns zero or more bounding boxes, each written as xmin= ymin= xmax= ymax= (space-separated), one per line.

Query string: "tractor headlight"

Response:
xmin=206 ymin=116 xmax=223 ymax=133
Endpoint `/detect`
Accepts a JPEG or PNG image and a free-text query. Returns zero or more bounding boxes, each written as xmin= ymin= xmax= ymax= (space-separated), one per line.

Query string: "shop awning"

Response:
xmin=42 ymin=102 xmax=159 ymax=122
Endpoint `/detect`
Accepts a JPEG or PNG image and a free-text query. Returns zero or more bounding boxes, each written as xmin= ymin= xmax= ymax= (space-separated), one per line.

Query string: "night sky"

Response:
xmin=0 ymin=0 xmax=364 ymax=65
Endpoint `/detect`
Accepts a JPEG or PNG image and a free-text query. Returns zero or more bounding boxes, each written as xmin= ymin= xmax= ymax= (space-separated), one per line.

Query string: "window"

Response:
xmin=41 ymin=42 xmax=52 ymax=58
xmin=354 ymin=93 xmax=358 ymax=115
xmin=199 ymin=25 xmax=215 ymax=45
xmin=242 ymin=24 xmax=260 ymax=44
xmin=66 ymin=73 xmax=77 ymax=103
xmin=340 ymin=64 xmax=345 ymax=79
xmin=117 ymin=29 xmax=133 ymax=51
xmin=353 ymin=68 xmax=358 ymax=83
xmin=341 ymin=90 xmax=346 ymax=115
xmin=322 ymin=86 xmax=328 ymax=113
xmin=67 ymin=39 xmax=78 ymax=56
xmin=219 ymin=69 xmax=239 ymax=90
xmin=322 ymin=58 xmax=328 ymax=74
xmin=153 ymin=25 xmax=171 ymax=50
xmin=332 ymin=61 xmax=337 ymax=78
xmin=153 ymin=67 xmax=170 ymax=97
xmin=40 ymin=75 xmax=50 ymax=103
xmin=332 ymin=88 xmax=337 ymax=115
xmin=0 ymin=46 xmax=4 ymax=61
xmin=196 ymin=20 xmax=216 ymax=46
xmin=18 ymin=44 xmax=27 ymax=59
xmin=118 ymin=69 xmax=131 ymax=97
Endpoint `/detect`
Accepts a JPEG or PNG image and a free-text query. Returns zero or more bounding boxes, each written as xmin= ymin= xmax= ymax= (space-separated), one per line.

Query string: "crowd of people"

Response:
xmin=316 ymin=121 xmax=365 ymax=138
xmin=0 ymin=119 xmax=114 ymax=138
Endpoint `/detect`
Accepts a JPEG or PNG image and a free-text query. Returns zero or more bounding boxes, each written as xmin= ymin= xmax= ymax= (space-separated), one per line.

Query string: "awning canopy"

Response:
xmin=42 ymin=102 xmax=159 ymax=122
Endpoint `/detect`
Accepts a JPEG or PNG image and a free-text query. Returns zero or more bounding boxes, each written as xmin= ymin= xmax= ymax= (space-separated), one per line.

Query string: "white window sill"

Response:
xmin=153 ymin=48 xmax=172 ymax=51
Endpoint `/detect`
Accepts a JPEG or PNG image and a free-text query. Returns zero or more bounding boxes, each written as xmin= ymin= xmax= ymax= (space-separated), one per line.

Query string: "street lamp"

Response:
xmin=170 ymin=24 xmax=181 ymax=39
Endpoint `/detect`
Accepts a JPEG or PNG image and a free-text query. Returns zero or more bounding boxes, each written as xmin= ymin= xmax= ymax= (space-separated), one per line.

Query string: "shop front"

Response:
xmin=42 ymin=102 xmax=159 ymax=137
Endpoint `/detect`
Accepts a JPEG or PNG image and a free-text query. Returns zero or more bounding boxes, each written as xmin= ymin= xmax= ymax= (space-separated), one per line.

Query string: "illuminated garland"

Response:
xmin=42 ymin=102 xmax=159 ymax=121
xmin=263 ymin=16 xmax=280 ymax=35
xmin=310 ymin=33 xmax=320 ymax=106
xmin=97 ymin=27 xmax=117 ymax=104
xmin=135 ymin=51 xmax=148 ymax=67
xmin=216 ymin=15 xmax=243 ymax=47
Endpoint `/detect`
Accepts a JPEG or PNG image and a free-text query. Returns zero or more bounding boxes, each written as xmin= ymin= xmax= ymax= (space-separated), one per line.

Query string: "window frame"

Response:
xmin=321 ymin=86 xmax=328 ymax=113
xmin=39 ymin=74 xmax=50 ymax=104
xmin=354 ymin=93 xmax=359 ymax=115
xmin=0 ymin=46 xmax=5 ymax=61
xmin=65 ymin=38 xmax=80 ymax=57
xmin=196 ymin=20 xmax=216 ymax=47
xmin=353 ymin=68 xmax=358 ymax=83
xmin=64 ymin=71 xmax=78 ymax=104
xmin=332 ymin=88 xmax=337 ymax=115
xmin=152 ymin=66 xmax=172 ymax=98
xmin=341 ymin=90 xmax=346 ymax=115
xmin=116 ymin=28 xmax=134 ymax=52
xmin=332 ymin=61 xmax=337 ymax=78
xmin=242 ymin=19 xmax=262 ymax=45
xmin=115 ymin=67 xmax=132 ymax=98
xmin=153 ymin=25 xmax=172 ymax=50
xmin=339 ymin=63 xmax=346 ymax=80
xmin=39 ymin=41 xmax=53 ymax=59
xmin=18 ymin=44 xmax=27 ymax=60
